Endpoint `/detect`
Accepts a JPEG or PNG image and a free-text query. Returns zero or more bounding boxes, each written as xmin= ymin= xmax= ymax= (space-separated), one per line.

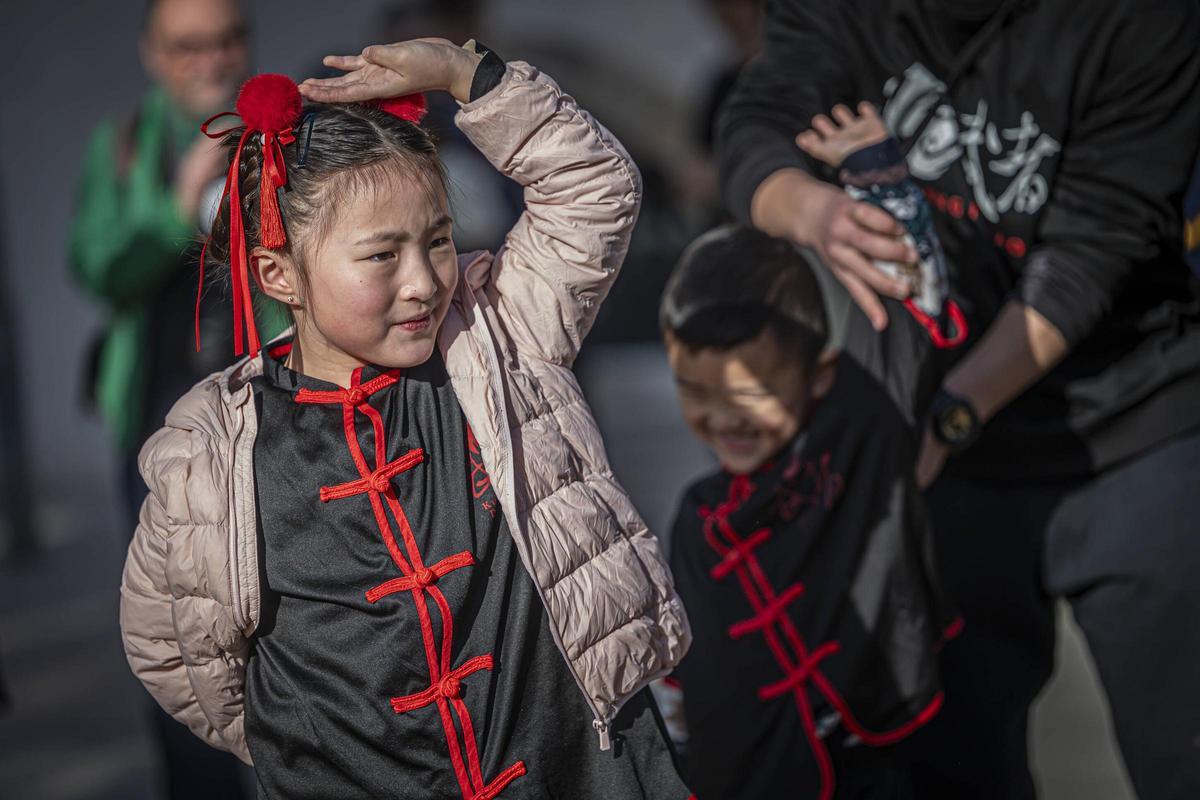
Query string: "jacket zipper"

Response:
xmin=469 ymin=288 xmax=615 ymax=750
xmin=228 ymin=384 xmax=249 ymax=633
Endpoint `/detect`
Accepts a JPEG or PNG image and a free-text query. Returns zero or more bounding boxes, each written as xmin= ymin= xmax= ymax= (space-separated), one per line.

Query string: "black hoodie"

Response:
xmin=718 ymin=0 xmax=1200 ymax=479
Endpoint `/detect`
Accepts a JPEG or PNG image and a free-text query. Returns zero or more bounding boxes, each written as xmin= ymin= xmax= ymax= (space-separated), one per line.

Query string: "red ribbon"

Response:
xmin=196 ymin=112 xmax=295 ymax=356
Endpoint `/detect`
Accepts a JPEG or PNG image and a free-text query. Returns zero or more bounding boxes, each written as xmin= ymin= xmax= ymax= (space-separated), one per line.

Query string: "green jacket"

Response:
xmin=69 ymin=87 xmax=197 ymax=453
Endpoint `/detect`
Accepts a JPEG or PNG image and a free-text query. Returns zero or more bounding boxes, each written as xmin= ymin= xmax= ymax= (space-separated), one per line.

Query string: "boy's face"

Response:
xmin=666 ymin=330 xmax=835 ymax=475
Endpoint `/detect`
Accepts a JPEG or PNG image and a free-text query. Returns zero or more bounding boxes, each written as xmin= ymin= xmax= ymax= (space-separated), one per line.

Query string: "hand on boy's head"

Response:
xmin=300 ymin=38 xmax=482 ymax=106
xmin=758 ymin=173 xmax=913 ymax=331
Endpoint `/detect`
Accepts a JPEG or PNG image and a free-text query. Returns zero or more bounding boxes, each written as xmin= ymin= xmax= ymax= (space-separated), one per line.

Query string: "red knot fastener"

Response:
xmin=390 ymin=654 xmax=494 ymax=714
xmin=368 ymin=470 xmax=392 ymax=493
xmin=344 ymin=387 xmax=366 ymax=406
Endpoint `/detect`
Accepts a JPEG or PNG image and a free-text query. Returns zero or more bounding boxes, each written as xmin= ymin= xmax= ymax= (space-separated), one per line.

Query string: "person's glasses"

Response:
xmin=157 ymin=25 xmax=248 ymax=60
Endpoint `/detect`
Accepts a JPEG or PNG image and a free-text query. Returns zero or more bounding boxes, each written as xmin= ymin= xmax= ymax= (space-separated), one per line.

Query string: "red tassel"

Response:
xmin=259 ymin=173 xmax=286 ymax=249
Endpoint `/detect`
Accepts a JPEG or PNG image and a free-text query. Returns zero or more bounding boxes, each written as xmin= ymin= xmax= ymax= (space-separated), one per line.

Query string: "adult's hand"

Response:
xmin=300 ymin=38 xmax=482 ymax=106
xmin=751 ymin=168 xmax=916 ymax=330
xmin=175 ymin=133 xmax=228 ymax=222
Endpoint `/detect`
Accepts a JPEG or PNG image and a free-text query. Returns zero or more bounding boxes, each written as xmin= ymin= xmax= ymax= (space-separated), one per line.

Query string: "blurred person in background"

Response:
xmin=716 ymin=0 xmax=1200 ymax=798
xmin=69 ymin=0 xmax=245 ymax=528
xmin=697 ymin=0 xmax=763 ymax=161
xmin=67 ymin=0 xmax=251 ymax=796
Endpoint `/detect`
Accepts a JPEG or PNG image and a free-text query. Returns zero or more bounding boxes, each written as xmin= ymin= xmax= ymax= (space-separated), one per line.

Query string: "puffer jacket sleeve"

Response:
xmin=455 ymin=61 xmax=642 ymax=366
xmin=120 ymin=425 xmax=244 ymax=758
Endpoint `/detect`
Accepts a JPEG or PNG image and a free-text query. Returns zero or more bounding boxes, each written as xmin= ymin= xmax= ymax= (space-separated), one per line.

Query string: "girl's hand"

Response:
xmin=299 ymin=38 xmax=483 ymax=105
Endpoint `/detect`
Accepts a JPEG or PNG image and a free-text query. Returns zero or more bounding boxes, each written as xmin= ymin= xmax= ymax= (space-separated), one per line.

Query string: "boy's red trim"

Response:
xmin=697 ymin=471 xmax=944 ymax=800
xmin=294 ymin=369 xmax=524 ymax=799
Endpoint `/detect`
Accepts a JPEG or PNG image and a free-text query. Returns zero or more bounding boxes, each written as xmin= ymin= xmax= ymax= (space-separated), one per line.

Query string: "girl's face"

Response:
xmin=288 ymin=169 xmax=458 ymax=386
xmin=665 ymin=330 xmax=835 ymax=475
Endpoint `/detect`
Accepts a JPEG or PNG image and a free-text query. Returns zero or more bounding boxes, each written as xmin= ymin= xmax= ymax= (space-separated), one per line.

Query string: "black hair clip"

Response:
xmin=295 ymin=111 xmax=318 ymax=168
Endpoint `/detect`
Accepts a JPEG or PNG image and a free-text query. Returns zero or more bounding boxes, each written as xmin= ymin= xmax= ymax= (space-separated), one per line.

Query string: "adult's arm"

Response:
xmin=918 ymin=1 xmax=1200 ymax=485
xmin=717 ymin=0 xmax=914 ymax=329
xmin=1016 ymin=0 xmax=1200 ymax=348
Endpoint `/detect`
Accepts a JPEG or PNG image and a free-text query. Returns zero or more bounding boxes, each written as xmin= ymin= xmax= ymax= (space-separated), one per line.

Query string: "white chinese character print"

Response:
xmin=881 ymin=63 xmax=1060 ymax=223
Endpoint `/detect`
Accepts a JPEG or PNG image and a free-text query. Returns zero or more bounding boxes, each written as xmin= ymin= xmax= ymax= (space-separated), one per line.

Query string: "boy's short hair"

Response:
xmin=660 ymin=225 xmax=829 ymax=369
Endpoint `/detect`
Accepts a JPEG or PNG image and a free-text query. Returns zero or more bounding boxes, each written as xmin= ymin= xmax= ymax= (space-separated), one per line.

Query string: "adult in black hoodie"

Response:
xmin=716 ymin=0 xmax=1200 ymax=798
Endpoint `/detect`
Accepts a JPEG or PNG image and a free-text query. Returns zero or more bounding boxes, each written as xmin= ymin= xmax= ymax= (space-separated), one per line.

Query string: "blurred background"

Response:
xmin=0 ymin=0 xmax=1144 ymax=797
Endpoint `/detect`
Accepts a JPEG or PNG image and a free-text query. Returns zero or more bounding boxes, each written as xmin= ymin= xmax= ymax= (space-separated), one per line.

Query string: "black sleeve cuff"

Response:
xmin=840 ymin=138 xmax=905 ymax=176
xmin=718 ymin=123 xmax=810 ymax=223
xmin=468 ymin=42 xmax=506 ymax=103
xmin=1015 ymin=249 xmax=1111 ymax=346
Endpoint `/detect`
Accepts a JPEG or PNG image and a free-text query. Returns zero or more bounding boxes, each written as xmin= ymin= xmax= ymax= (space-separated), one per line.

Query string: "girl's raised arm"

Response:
xmin=304 ymin=40 xmax=642 ymax=366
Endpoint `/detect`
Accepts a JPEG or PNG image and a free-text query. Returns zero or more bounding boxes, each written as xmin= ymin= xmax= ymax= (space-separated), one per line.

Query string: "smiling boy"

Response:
xmin=661 ymin=224 xmax=957 ymax=799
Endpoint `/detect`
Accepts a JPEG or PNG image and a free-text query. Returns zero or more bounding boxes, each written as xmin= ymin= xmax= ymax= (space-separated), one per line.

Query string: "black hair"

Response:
xmin=204 ymin=102 xmax=447 ymax=309
xmin=660 ymin=225 xmax=829 ymax=370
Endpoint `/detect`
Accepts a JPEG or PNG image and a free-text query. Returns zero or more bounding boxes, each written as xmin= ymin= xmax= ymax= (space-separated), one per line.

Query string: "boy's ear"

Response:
xmin=810 ymin=349 xmax=839 ymax=401
xmin=251 ymin=249 xmax=300 ymax=307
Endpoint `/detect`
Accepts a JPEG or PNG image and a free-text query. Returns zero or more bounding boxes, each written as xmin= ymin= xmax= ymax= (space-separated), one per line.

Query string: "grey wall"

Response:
xmin=0 ymin=0 xmax=726 ymax=531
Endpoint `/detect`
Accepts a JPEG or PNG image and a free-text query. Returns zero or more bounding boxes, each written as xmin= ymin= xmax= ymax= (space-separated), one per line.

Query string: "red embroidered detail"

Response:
xmin=466 ymin=426 xmax=493 ymax=500
xmin=697 ymin=474 xmax=943 ymax=800
xmin=776 ymin=452 xmax=845 ymax=521
xmin=300 ymin=367 xmax=524 ymax=799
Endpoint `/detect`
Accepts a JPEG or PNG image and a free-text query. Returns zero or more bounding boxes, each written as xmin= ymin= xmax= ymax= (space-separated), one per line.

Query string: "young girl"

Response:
xmin=120 ymin=38 xmax=692 ymax=799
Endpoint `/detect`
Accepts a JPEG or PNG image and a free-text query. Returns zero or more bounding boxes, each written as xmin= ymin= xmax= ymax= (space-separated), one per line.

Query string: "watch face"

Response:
xmin=940 ymin=404 xmax=974 ymax=443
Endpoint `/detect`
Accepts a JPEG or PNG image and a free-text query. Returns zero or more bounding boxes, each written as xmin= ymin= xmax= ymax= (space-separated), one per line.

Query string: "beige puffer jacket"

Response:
xmin=119 ymin=62 xmax=691 ymax=765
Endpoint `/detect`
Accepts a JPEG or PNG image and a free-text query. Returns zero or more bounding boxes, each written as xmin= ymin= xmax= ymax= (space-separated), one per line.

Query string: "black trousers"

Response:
xmin=908 ymin=429 xmax=1200 ymax=799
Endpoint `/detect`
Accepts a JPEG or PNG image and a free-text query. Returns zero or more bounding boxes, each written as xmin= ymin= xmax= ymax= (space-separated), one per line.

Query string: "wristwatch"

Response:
xmin=929 ymin=389 xmax=982 ymax=453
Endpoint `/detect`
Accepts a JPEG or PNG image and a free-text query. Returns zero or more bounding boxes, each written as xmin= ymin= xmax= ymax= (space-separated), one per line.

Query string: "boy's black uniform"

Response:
xmin=716 ymin=1 xmax=1200 ymax=796
xmin=670 ymin=293 xmax=957 ymax=800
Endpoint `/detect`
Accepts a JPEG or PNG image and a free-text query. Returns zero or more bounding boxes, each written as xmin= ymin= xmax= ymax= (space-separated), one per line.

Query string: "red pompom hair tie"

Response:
xmin=370 ymin=93 xmax=428 ymax=124
xmin=197 ymin=73 xmax=303 ymax=357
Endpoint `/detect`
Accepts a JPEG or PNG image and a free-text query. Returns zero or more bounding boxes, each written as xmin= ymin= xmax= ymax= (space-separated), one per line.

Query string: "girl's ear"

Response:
xmin=251 ymin=249 xmax=301 ymax=308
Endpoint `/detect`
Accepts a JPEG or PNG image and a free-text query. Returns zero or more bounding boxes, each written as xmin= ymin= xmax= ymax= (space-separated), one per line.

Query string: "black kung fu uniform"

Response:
xmin=669 ymin=300 xmax=959 ymax=800
xmin=245 ymin=342 xmax=689 ymax=800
